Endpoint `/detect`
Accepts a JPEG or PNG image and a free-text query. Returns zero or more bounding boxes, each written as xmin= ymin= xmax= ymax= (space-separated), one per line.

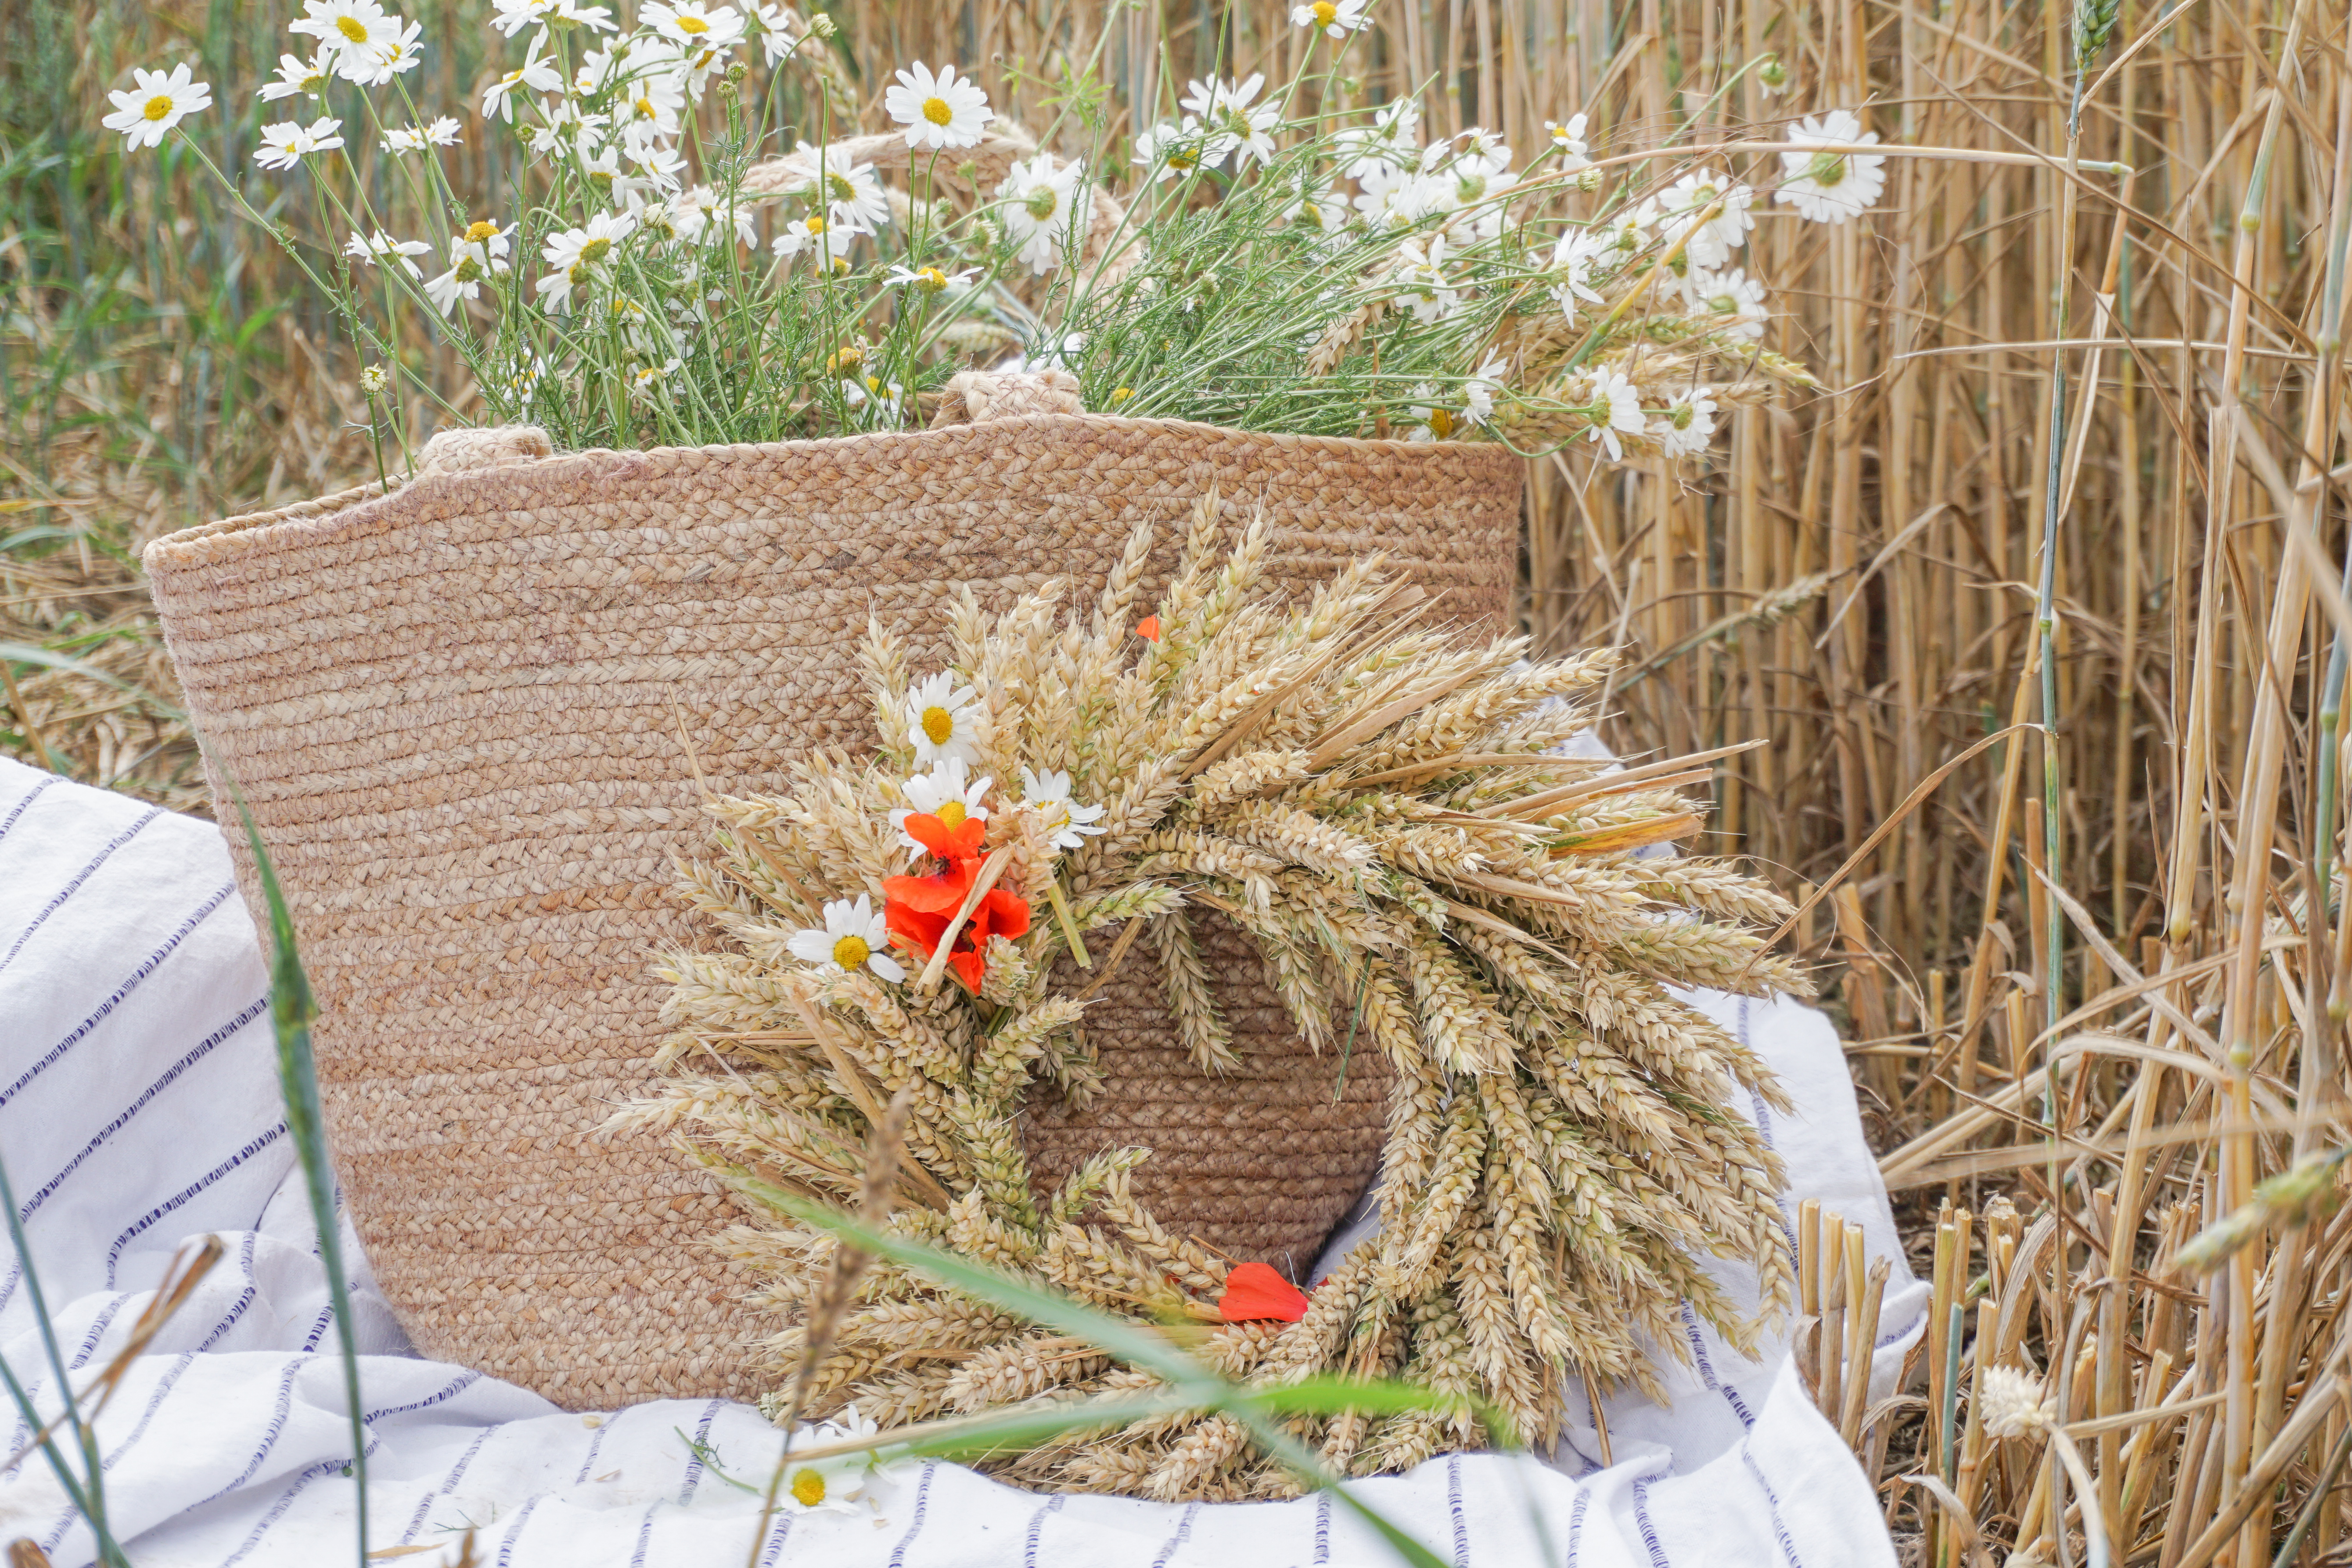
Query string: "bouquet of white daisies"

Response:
xmin=102 ymin=0 xmax=1894 ymax=469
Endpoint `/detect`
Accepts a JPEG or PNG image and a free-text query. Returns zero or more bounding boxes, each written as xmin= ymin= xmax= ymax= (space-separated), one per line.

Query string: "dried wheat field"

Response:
xmin=4 ymin=0 xmax=2349 ymax=1561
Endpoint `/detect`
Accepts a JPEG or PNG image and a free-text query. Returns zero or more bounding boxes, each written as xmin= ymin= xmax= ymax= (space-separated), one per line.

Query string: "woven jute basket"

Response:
xmin=142 ymin=380 xmax=1524 ymax=1408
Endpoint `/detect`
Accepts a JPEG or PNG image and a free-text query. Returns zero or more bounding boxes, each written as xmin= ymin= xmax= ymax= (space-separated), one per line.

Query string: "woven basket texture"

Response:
xmin=141 ymin=403 xmax=1524 ymax=1408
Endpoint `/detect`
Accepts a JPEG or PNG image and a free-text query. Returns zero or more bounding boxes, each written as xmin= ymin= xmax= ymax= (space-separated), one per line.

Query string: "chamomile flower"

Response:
xmin=771 ymin=213 xmax=849 ymax=266
xmin=1334 ymin=96 xmax=1420 ymax=177
xmin=628 ymin=356 xmax=682 ymax=401
xmin=536 ymin=209 xmax=634 ymax=312
xmin=786 ymin=895 xmax=906 ymax=982
xmin=1545 ymin=113 xmax=1591 ymax=169
xmin=1755 ymin=55 xmax=1789 ymax=96
xmin=1405 ymin=385 xmax=1464 ymax=442
xmin=252 ymin=115 xmax=344 ymax=169
xmin=344 ymin=229 xmax=431 ymax=276
xmin=1777 ymin=109 xmax=1887 ymax=223
xmin=102 ymin=64 xmax=213 ymax=150
xmin=1394 ymin=234 xmax=1458 ymax=322
xmin=998 ymin=152 xmax=1090 ymax=276
xmin=1180 ymin=74 xmax=1280 ymax=170
xmin=1656 ymin=169 xmax=1754 ymax=270
xmin=680 ymin=184 xmax=757 ymax=247
xmin=1291 ymin=0 xmax=1369 ymax=37
xmin=1286 ymin=180 xmax=1350 ymax=236
xmin=425 ymin=223 xmax=511 ymax=314
xmin=1550 ymin=228 xmax=1611 ymax=319
xmin=1652 ymin=391 xmax=1719 ymax=457
xmin=482 ymin=32 xmax=563 ymax=120
xmin=1133 ymin=119 xmax=1224 ymax=183
xmin=892 ymin=758 xmax=993 ymax=854
xmin=1579 ymin=370 xmax=1646 ymax=460
xmin=337 ymin=18 xmax=423 ymax=86
xmin=751 ymin=1 xmax=797 ymax=64
xmin=385 ymin=116 xmax=462 ymax=151
xmin=289 ymin=0 xmax=403 ymax=61
xmin=885 ymin=61 xmax=993 ymax=151
xmin=611 ymin=65 xmax=686 ymax=139
xmin=902 ymin=672 xmax=981 ymax=769
xmin=640 ymin=1 xmax=746 ymax=51
xmin=1464 ymin=356 xmax=1508 ymax=426
xmin=884 ymin=263 xmax=978 ymax=296
xmin=1018 ymin=767 xmax=1105 ymax=851
xmin=1691 ymin=268 xmax=1769 ymax=341
xmin=258 ymin=50 xmax=334 ymax=102
xmin=790 ymin=144 xmax=890 ymax=232
xmin=489 ymin=0 xmax=614 ymax=34
xmin=777 ymin=1446 xmax=870 ymax=1514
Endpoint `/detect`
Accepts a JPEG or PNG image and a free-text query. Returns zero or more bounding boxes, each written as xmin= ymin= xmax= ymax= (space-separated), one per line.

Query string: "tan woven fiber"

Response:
xmin=141 ymin=394 xmax=1523 ymax=1409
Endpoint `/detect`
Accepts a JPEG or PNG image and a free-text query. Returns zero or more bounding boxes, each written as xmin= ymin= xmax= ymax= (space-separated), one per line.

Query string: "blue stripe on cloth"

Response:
xmin=103 ymin=1349 xmax=197 ymax=1467
xmin=624 ymin=1502 xmax=661 ymax=1568
xmin=673 ymin=1399 xmax=724 ymax=1503
xmin=493 ymin=1495 xmax=543 ymax=1565
xmin=886 ymin=1462 xmax=937 ymax=1567
xmin=755 ymin=1511 xmax=797 ymax=1568
xmin=18 ymin=994 xmax=273 ymax=1220
xmin=202 ymin=1357 xmax=317 ymax=1503
xmin=1021 ymin=1492 xmax=1068 ymax=1567
xmin=1149 ymin=1500 xmax=1200 ymax=1568
xmin=0 ymin=883 xmax=238 ymax=1112
xmin=1566 ymin=1486 xmax=1590 ymax=1567
xmin=0 ymin=775 xmax=59 ymax=842
xmin=572 ymin=1411 xmax=619 ymax=1485
xmin=369 ymin=1370 xmax=481 ymax=1424
xmin=1446 ymin=1453 xmax=1470 ymax=1566
xmin=401 ymin=1427 xmax=496 ymax=1544
xmin=1313 ymin=1489 xmax=1332 ymax=1564
xmin=1739 ymin=1447 xmax=1805 ymax=1568
xmin=0 ymin=806 xmax=163 ymax=977
xmin=209 ymin=1434 xmax=383 ymax=1568
xmin=193 ymin=1233 xmax=263 ymax=1353
xmin=67 ymin=1293 xmax=136 ymax=1369
xmin=1629 ymin=1476 xmax=1673 ymax=1568
xmin=102 ymin=1120 xmax=287 ymax=1285
xmin=1738 ymin=996 xmax=1802 ymax=1262
xmin=298 ymin=1301 xmax=337 ymax=1352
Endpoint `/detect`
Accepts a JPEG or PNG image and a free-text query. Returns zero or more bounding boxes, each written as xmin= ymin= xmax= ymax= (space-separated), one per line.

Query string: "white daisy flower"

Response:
xmin=252 ymin=115 xmax=344 ymax=170
xmin=620 ymin=139 xmax=690 ymax=201
xmin=1545 ymin=113 xmax=1590 ymax=169
xmin=427 ymin=216 xmax=514 ymax=312
xmin=1464 ymin=356 xmax=1508 ymax=426
xmin=777 ymin=1446 xmax=871 ymax=1513
xmin=680 ymin=184 xmax=757 ymax=247
xmin=788 ymin=144 xmax=890 ymax=232
xmin=1334 ymin=96 xmax=1419 ymax=177
xmin=1656 ymin=169 xmax=1753 ymax=270
xmin=891 ymin=758 xmax=993 ymax=854
xmin=884 ymin=263 xmax=978 ymax=296
xmin=525 ymin=103 xmax=608 ymax=156
xmin=997 ymin=151 xmax=1090 ymax=276
xmin=1777 ymin=109 xmax=1887 ymax=224
xmin=496 ymin=354 xmax=547 ymax=401
xmin=338 ymin=18 xmax=423 ymax=86
xmin=1286 ymin=180 xmax=1351 ymax=237
xmin=1756 ymin=56 xmax=1789 ymax=96
xmin=1290 ymin=0 xmax=1369 ymax=37
xmin=885 ymin=61 xmax=993 ymax=151
xmin=102 ymin=64 xmax=213 ymax=150
xmin=258 ymin=50 xmax=334 ymax=103
xmin=345 ymin=229 xmax=431 ymax=277
xmin=1652 ymin=391 xmax=1719 ymax=458
xmin=640 ymin=1 xmax=746 ymax=52
xmin=1349 ymin=159 xmax=1418 ymax=226
xmin=1691 ymin=268 xmax=1769 ymax=341
xmin=536 ymin=209 xmax=634 ymax=312
xmin=785 ymin=895 xmax=905 ymax=983
xmin=1580 ymin=370 xmax=1646 ymax=460
xmin=289 ymin=0 xmax=403 ymax=61
xmin=385 ymin=116 xmax=462 ymax=151
xmin=1394 ymin=234 xmax=1458 ymax=322
xmin=770 ymin=213 xmax=850 ymax=266
xmin=482 ymin=32 xmax=563 ymax=120
xmin=752 ymin=1 xmax=797 ymax=64
xmin=628 ymin=356 xmax=682 ymax=401
xmin=612 ymin=66 xmax=686 ymax=139
xmin=1180 ymin=74 xmax=1280 ymax=170
xmin=489 ymin=0 xmax=613 ymax=35
xmin=1019 ymin=767 xmax=1106 ymax=852
xmin=1550 ymin=228 xmax=1611 ymax=320
xmin=1132 ymin=119 xmax=1225 ymax=183
xmin=1405 ymin=384 xmax=1463 ymax=443
xmin=902 ymin=672 xmax=981 ymax=768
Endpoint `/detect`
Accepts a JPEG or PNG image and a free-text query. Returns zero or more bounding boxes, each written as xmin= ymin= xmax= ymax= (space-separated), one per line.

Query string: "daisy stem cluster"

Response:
xmin=97 ymin=2 xmax=1899 ymax=464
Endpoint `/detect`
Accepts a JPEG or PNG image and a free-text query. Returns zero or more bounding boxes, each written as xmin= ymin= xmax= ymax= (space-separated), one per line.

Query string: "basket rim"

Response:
xmin=141 ymin=410 xmax=1528 ymax=568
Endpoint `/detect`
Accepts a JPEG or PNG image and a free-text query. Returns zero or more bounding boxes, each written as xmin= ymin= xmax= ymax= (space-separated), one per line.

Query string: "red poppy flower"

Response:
xmin=882 ymin=853 xmax=1032 ymax=993
xmin=1134 ymin=614 xmax=1162 ymax=643
xmin=1217 ymin=1261 xmax=1309 ymax=1323
xmin=901 ymin=809 xmax=987 ymax=861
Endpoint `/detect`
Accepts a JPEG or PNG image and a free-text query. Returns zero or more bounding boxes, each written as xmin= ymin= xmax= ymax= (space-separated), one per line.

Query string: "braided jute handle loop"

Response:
xmin=739 ymin=125 xmax=1138 ymax=285
xmin=927 ymin=368 xmax=1084 ymax=428
xmin=414 ymin=424 xmax=554 ymax=477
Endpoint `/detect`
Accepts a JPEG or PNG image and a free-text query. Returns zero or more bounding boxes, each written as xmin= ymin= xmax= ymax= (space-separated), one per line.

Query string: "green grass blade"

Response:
xmin=0 ymin=641 xmax=188 ymax=721
xmin=225 ymin=784 xmax=371 ymax=1567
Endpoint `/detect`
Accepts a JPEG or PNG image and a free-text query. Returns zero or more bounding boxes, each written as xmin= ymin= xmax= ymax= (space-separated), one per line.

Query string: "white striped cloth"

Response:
xmin=0 ymin=756 xmax=1925 ymax=1567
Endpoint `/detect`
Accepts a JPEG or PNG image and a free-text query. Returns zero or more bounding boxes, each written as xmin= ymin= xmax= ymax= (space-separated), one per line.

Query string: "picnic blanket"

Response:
xmin=0 ymin=754 xmax=1924 ymax=1566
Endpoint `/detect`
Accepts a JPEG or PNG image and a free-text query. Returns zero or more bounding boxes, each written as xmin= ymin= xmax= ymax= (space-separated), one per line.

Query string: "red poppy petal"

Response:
xmin=947 ymin=947 xmax=987 ymax=992
xmin=1135 ymin=615 xmax=1162 ymax=643
xmin=982 ymin=888 xmax=1032 ymax=941
xmin=1217 ymin=1262 xmax=1309 ymax=1323
xmin=902 ymin=812 xmax=960 ymax=858
xmin=885 ymin=899 xmax=946 ymax=949
xmin=884 ymin=869 xmax=972 ymax=914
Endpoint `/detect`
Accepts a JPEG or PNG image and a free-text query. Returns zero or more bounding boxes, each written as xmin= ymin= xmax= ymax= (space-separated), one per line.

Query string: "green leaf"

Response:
xmin=0 ymin=641 xmax=186 ymax=720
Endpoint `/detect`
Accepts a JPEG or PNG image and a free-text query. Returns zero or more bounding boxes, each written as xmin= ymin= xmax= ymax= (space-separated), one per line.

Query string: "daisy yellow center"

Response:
xmin=676 ymin=13 xmax=709 ymax=32
xmin=635 ymin=95 xmax=657 ymax=118
xmin=1024 ymin=187 xmax=1060 ymax=219
xmin=790 ymin=1468 xmax=827 ymax=1507
xmin=922 ymin=95 xmax=953 ymax=126
xmin=1110 ymin=386 xmax=1133 ymax=401
xmin=453 ymin=255 xmax=483 ymax=283
xmin=1805 ymin=150 xmax=1848 ymax=187
xmin=337 ymin=15 xmax=370 ymax=40
xmin=1427 ymin=407 xmax=1455 ymax=438
xmin=830 ymin=933 xmax=870 ymax=969
xmin=1668 ymin=403 xmax=1695 ymax=429
xmin=1169 ymin=147 xmax=1197 ymax=169
xmin=144 ymin=94 xmax=176 ymax=121
xmin=914 ymin=266 xmax=946 ymax=291
xmin=807 ymin=215 xmax=827 ymax=234
xmin=577 ymin=236 xmax=611 ymax=265
xmin=1313 ymin=0 xmax=1339 ymax=21
xmin=934 ymin=800 xmax=968 ymax=829
xmin=464 ymin=220 xmax=499 ymax=243
xmin=921 ymin=705 xmax=956 ymax=744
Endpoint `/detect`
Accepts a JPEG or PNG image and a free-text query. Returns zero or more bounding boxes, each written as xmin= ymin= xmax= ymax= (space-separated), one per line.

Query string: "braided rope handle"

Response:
xmin=739 ymin=127 xmax=1139 ymax=284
